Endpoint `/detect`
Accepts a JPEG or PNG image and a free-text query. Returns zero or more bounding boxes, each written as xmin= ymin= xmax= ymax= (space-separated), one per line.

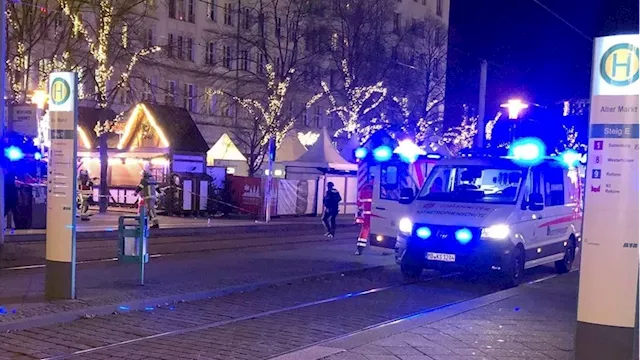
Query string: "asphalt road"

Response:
xmin=0 ymin=258 xmax=567 ymax=360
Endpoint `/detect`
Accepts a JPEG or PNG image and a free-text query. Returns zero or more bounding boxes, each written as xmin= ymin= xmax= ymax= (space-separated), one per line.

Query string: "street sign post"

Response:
xmin=45 ymin=72 xmax=78 ymax=300
xmin=575 ymin=34 xmax=639 ymax=360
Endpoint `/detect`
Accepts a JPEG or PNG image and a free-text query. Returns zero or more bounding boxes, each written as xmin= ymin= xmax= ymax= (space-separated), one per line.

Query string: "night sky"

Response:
xmin=445 ymin=0 xmax=640 ymax=123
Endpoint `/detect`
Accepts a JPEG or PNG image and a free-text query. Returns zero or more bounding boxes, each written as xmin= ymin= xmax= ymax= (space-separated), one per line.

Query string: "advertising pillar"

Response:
xmin=45 ymin=72 xmax=78 ymax=300
xmin=575 ymin=35 xmax=639 ymax=359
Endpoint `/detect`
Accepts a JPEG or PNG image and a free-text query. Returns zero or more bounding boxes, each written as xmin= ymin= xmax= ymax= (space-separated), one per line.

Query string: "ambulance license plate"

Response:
xmin=426 ymin=252 xmax=456 ymax=262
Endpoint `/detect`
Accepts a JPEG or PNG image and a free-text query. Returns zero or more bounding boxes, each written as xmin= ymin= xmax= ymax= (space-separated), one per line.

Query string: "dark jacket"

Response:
xmin=323 ymin=188 xmax=342 ymax=213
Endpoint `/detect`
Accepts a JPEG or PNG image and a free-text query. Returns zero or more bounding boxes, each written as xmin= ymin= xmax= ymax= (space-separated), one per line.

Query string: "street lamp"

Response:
xmin=500 ymin=99 xmax=529 ymax=120
xmin=31 ymin=90 xmax=49 ymax=110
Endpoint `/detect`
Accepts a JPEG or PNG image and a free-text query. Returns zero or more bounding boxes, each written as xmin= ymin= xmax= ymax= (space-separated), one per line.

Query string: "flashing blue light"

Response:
xmin=34 ymin=152 xmax=42 ymax=161
xmin=560 ymin=149 xmax=581 ymax=167
xmin=354 ymin=147 xmax=368 ymax=159
xmin=455 ymin=228 xmax=473 ymax=244
xmin=508 ymin=138 xmax=546 ymax=166
xmin=4 ymin=146 xmax=24 ymax=161
xmin=373 ymin=146 xmax=393 ymax=162
xmin=416 ymin=227 xmax=432 ymax=239
xmin=426 ymin=153 xmax=442 ymax=160
xmin=394 ymin=140 xmax=426 ymax=163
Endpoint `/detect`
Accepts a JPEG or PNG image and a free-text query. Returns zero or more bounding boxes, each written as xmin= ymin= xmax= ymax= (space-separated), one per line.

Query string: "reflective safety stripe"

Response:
xmin=362 ymin=211 xmax=372 ymax=215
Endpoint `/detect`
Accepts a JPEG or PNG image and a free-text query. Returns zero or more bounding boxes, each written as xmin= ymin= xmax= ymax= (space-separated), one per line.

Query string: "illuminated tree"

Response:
xmin=58 ymin=0 xmax=161 ymax=113
xmin=383 ymin=15 xmax=449 ymax=143
xmin=554 ymin=125 xmax=587 ymax=154
xmin=203 ymin=0 xmax=327 ymax=176
xmin=6 ymin=0 xmax=88 ymax=101
xmin=319 ymin=59 xmax=387 ymax=140
xmin=439 ymin=113 xmax=479 ymax=154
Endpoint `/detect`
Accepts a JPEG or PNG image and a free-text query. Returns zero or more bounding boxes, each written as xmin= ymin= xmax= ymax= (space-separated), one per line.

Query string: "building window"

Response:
xmin=146 ymin=28 xmax=154 ymax=48
xmin=177 ymin=35 xmax=184 ymax=59
xmin=165 ymin=80 xmax=176 ymax=105
xmin=302 ymin=108 xmax=309 ymax=126
xmin=256 ymin=52 xmax=265 ymax=74
xmin=207 ymin=0 xmax=217 ymax=21
xmin=187 ymin=0 xmax=195 ymax=22
xmin=119 ymin=87 xmax=131 ymax=105
xmin=258 ymin=12 xmax=265 ymax=36
xmin=186 ymin=37 xmax=194 ymax=61
xmin=205 ymin=41 xmax=216 ymax=65
xmin=204 ymin=88 xmax=216 ymax=114
xmin=167 ymin=33 xmax=174 ymax=58
xmin=313 ymin=106 xmax=321 ymax=127
xmin=224 ymin=3 xmax=233 ymax=26
xmin=177 ymin=0 xmax=185 ymax=20
xmin=436 ymin=0 xmax=443 ymax=17
xmin=393 ymin=13 xmax=401 ymax=32
xmin=184 ymin=83 xmax=196 ymax=111
xmin=223 ymin=45 xmax=232 ymax=69
xmin=240 ymin=50 xmax=249 ymax=70
xmin=142 ymin=78 xmax=154 ymax=102
xmin=168 ymin=0 xmax=176 ymax=19
xmin=243 ymin=8 xmax=251 ymax=29
xmin=275 ymin=17 xmax=282 ymax=38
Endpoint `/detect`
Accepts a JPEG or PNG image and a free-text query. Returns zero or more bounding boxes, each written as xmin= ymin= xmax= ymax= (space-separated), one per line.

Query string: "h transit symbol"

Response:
xmin=53 ymin=81 xmax=64 ymax=100
xmin=612 ymin=52 xmax=632 ymax=78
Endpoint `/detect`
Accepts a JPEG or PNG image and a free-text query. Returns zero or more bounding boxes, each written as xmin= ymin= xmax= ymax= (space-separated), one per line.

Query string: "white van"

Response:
xmin=395 ymin=156 xmax=582 ymax=287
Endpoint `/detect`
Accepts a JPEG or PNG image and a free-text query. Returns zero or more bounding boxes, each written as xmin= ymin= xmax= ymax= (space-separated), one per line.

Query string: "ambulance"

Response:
xmin=367 ymin=153 xmax=442 ymax=248
xmin=394 ymin=147 xmax=583 ymax=287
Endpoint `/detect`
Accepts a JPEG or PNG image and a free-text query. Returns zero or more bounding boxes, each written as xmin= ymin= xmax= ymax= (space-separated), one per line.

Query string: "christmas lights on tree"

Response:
xmin=440 ymin=114 xmax=478 ymax=154
xmin=59 ymin=0 xmax=161 ymax=109
xmin=318 ymin=60 xmax=387 ymax=140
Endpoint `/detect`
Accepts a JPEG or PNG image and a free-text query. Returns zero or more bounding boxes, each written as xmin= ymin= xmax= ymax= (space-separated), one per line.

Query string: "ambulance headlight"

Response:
xmin=398 ymin=218 xmax=413 ymax=234
xmin=481 ymin=224 xmax=510 ymax=240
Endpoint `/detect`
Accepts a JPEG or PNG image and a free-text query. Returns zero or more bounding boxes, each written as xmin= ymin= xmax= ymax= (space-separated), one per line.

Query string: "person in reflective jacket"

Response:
xmin=135 ymin=170 xmax=160 ymax=228
xmin=322 ymin=182 xmax=342 ymax=237
xmin=78 ymin=169 xmax=94 ymax=221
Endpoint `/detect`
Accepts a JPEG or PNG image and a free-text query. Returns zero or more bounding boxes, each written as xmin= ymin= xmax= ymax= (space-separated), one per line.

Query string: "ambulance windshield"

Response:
xmin=417 ymin=165 xmax=524 ymax=204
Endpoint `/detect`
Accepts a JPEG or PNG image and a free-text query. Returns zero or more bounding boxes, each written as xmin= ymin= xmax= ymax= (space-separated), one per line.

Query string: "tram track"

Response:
xmin=41 ymin=271 xmax=460 ymax=360
xmin=0 ymin=230 xmax=361 ymax=270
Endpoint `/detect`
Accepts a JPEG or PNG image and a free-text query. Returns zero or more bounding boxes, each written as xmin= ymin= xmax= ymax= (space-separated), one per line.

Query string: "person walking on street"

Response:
xmin=135 ymin=170 xmax=160 ymax=228
xmin=77 ymin=169 xmax=94 ymax=221
xmin=322 ymin=182 xmax=341 ymax=237
xmin=3 ymin=168 xmax=17 ymax=231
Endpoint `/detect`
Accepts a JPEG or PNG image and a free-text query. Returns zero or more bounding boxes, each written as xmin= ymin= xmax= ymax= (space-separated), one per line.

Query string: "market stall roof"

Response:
xmin=276 ymin=131 xmax=307 ymax=162
xmin=77 ymin=107 xmax=118 ymax=149
xmin=118 ymin=103 xmax=209 ymax=154
xmin=284 ymin=127 xmax=356 ymax=171
xmin=207 ymin=133 xmax=247 ymax=162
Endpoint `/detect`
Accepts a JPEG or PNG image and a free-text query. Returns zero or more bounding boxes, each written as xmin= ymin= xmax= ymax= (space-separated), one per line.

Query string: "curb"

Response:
xmin=0 ymin=265 xmax=388 ymax=333
xmin=269 ymin=282 xmax=531 ymax=360
xmin=5 ymin=222 xmax=358 ymax=243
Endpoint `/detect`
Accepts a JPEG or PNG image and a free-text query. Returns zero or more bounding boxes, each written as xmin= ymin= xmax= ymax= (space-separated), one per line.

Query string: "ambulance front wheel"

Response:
xmin=555 ymin=236 xmax=576 ymax=274
xmin=401 ymin=263 xmax=423 ymax=281
xmin=501 ymin=246 xmax=525 ymax=288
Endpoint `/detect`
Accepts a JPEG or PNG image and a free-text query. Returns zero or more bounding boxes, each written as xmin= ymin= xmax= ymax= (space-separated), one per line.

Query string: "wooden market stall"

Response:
xmin=77 ymin=103 xmax=210 ymax=212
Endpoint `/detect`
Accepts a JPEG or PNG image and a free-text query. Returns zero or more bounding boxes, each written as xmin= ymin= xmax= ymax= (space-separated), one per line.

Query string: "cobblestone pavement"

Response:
xmin=0 ymin=262 xmax=562 ymax=359
xmin=306 ymin=272 xmax=580 ymax=360
xmin=1 ymin=223 xmax=357 ymax=268
xmin=0 ymin=233 xmax=390 ymax=324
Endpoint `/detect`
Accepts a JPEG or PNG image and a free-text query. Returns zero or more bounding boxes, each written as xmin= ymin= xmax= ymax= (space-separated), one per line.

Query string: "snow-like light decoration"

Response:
xmin=391 ymin=96 xmax=442 ymax=143
xmin=440 ymin=115 xmax=478 ymax=154
xmin=298 ymin=131 xmax=319 ymax=147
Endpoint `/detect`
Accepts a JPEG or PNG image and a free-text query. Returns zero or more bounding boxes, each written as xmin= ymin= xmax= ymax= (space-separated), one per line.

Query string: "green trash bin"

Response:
xmin=117 ymin=207 xmax=149 ymax=284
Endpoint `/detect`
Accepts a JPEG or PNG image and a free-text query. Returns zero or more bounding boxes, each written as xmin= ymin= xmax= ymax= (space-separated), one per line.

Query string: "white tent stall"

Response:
xmin=283 ymin=127 xmax=358 ymax=215
xmin=206 ymin=133 xmax=249 ymax=176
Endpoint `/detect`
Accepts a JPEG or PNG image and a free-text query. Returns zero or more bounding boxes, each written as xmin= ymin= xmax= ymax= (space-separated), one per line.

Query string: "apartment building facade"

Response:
xmin=8 ymin=0 xmax=450 ymax=152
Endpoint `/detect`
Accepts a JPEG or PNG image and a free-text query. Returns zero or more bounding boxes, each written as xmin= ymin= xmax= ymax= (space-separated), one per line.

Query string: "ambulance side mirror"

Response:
xmin=527 ymin=193 xmax=544 ymax=212
xmin=399 ymin=188 xmax=414 ymax=204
